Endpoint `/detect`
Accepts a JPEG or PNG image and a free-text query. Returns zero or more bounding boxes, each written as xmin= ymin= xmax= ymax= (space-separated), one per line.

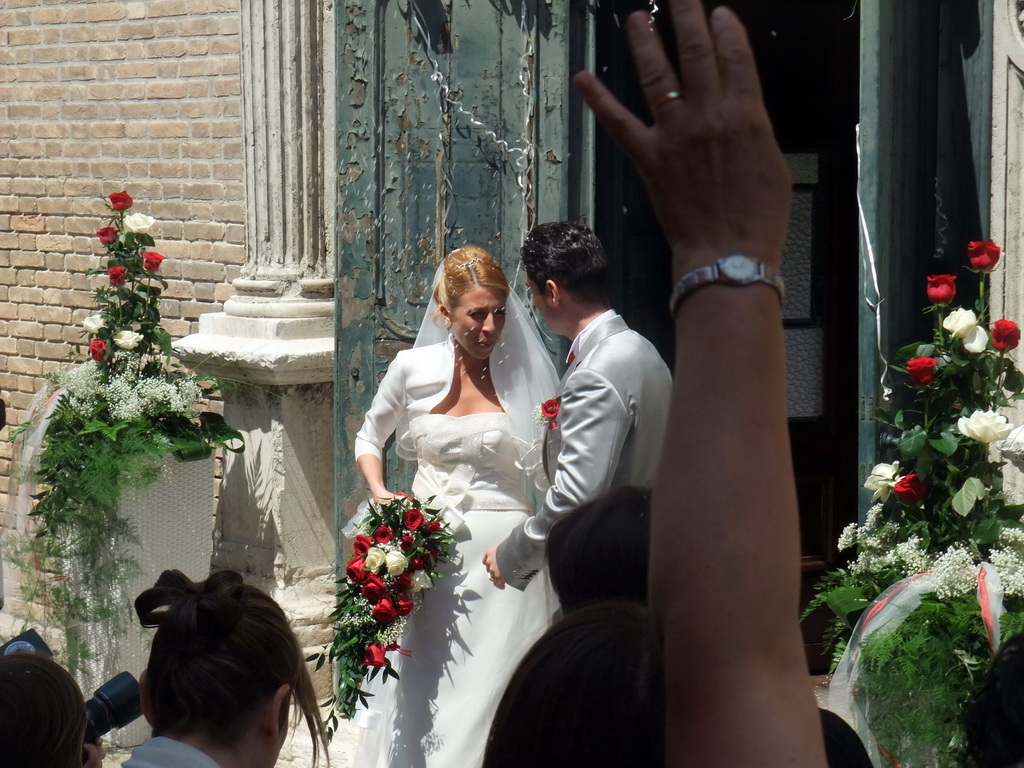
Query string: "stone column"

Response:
xmin=173 ymin=0 xmax=338 ymax=736
xmin=990 ymin=5 xmax=1024 ymax=493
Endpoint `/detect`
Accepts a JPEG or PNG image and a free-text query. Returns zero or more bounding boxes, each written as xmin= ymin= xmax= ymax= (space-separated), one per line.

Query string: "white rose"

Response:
xmin=957 ymin=410 xmax=1013 ymax=444
xmin=410 ymin=571 xmax=433 ymax=593
xmin=113 ymin=330 xmax=144 ymax=350
xmin=364 ymin=547 xmax=386 ymax=572
xmin=943 ymin=308 xmax=978 ymax=339
xmin=963 ymin=326 xmax=988 ymax=354
xmin=82 ymin=315 xmax=105 ymax=335
xmin=385 ymin=550 xmax=408 ymax=576
xmin=123 ymin=212 xmax=156 ymax=234
xmin=863 ymin=461 xmax=900 ymax=502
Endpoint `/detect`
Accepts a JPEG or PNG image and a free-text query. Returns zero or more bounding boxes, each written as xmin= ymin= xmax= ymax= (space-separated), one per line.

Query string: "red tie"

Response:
xmin=567 ymin=352 xmax=576 ymax=365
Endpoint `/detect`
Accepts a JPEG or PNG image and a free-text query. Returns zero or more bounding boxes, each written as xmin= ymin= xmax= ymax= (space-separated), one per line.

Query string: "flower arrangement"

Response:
xmin=535 ymin=397 xmax=560 ymax=430
xmin=810 ymin=241 xmax=1024 ymax=766
xmin=316 ymin=493 xmax=455 ymax=732
xmin=11 ymin=190 xmax=242 ymax=646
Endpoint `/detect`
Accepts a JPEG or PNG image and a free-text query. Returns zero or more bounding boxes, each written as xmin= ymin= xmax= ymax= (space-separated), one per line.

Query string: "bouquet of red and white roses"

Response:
xmin=318 ymin=493 xmax=455 ymax=728
xmin=809 ymin=240 xmax=1024 ymax=767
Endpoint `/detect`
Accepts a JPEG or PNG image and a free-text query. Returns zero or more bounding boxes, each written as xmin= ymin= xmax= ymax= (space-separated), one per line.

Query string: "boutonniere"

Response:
xmin=535 ymin=397 xmax=561 ymax=430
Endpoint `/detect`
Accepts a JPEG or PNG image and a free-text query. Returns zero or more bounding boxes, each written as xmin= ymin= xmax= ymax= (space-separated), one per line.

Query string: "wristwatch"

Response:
xmin=669 ymin=254 xmax=785 ymax=316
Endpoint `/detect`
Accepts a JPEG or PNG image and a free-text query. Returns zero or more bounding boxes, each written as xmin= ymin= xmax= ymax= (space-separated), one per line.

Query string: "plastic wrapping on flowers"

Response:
xmin=315 ymin=493 xmax=455 ymax=735
xmin=807 ymin=241 xmax=1024 ymax=767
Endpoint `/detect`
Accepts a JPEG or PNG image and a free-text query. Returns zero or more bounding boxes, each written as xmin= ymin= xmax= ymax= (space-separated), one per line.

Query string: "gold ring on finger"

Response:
xmin=652 ymin=90 xmax=681 ymax=110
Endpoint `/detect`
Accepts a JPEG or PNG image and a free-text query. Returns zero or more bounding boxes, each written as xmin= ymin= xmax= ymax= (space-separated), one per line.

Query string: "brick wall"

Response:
xmin=0 ymin=0 xmax=246 ymax=479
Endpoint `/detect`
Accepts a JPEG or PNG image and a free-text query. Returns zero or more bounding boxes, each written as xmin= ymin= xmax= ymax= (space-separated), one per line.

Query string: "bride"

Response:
xmin=353 ymin=245 xmax=559 ymax=768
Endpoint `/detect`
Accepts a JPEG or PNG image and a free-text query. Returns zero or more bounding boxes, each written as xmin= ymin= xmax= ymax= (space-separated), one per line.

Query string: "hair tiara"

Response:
xmin=445 ymin=256 xmax=485 ymax=273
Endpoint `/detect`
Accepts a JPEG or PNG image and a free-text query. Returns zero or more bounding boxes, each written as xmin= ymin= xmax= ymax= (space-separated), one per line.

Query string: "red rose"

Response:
xmin=541 ymin=398 xmax=559 ymax=419
xmin=425 ymin=521 xmax=441 ymax=534
xmin=968 ymin=240 xmax=1001 ymax=271
xmin=361 ymin=573 xmax=386 ymax=602
xmin=410 ymin=555 xmax=426 ymax=571
xmin=108 ymin=190 xmax=133 ymax=211
xmin=353 ymin=534 xmax=373 ymax=557
xmin=372 ymin=598 xmax=398 ymax=623
xmin=926 ymin=275 xmax=956 ymax=305
xmin=396 ymin=594 xmax=414 ymax=616
xmin=992 ymin=319 xmax=1021 ymax=352
xmin=364 ymin=644 xmax=388 ymax=668
xmin=905 ymin=357 xmax=937 ymax=386
xmin=88 ymin=339 xmax=107 ymax=361
xmin=393 ymin=573 xmax=412 ymax=592
xmin=346 ymin=557 xmax=368 ymax=584
xmin=108 ymin=266 xmax=127 ymax=286
xmin=142 ymin=251 xmax=164 ymax=272
xmin=96 ymin=227 xmax=118 ymax=245
xmin=404 ymin=508 xmax=424 ymax=530
xmin=400 ymin=535 xmax=414 ymax=552
xmin=374 ymin=525 xmax=392 ymax=544
xmin=894 ymin=473 xmax=929 ymax=505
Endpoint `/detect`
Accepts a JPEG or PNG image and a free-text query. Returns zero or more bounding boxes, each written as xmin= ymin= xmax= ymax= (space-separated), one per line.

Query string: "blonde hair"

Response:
xmin=433 ymin=246 xmax=509 ymax=317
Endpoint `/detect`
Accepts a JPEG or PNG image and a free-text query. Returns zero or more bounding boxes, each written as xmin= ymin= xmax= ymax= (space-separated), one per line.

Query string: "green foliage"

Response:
xmin=856 ymin=595 xmax=994 ymax=767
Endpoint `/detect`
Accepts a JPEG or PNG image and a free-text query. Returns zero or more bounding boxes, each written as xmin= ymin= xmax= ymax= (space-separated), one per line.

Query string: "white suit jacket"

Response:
xmin=495 ymin=315 xmax=672 ymax=589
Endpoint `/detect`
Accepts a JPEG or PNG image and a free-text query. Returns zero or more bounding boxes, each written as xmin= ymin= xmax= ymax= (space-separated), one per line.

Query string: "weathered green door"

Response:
xmin=334 ymin=0 xmax=589 ymax=544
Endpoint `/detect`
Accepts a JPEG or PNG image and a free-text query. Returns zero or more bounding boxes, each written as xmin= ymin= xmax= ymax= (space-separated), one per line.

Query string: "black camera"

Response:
xmin=0 ymin=629 xmax=142 ymax=741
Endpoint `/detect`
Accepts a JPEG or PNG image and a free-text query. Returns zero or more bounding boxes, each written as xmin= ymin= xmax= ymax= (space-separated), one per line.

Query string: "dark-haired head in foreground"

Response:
xmin=484 ymin=600 xmax=664 ymax=768
xmin=965 ymin=632 xmax=1024 ymax=768
xmin=0 ymin=652 xmax=86 ymax=768
xmin=547 ymin=485 xmax=651 ymax=611
xmin=135 ymin=569 xmax=327 ymax=765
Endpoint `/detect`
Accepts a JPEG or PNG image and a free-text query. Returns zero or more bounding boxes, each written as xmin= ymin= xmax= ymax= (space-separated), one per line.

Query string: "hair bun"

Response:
xmin=135 ymin=569 xmax=244 ymax=637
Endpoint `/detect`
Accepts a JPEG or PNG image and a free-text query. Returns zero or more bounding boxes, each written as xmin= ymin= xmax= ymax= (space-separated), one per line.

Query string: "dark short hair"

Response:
xmin=0 ymin=652 xmax=85 ymax=768
xmin=483 ymin=600 xmax=663 ymax=768
xmin=135 ymin=569 xmax=327 ymax=764
xmin=965 ymin=633 xmax=1024 ymax=767
xmin=547 ymin=485 xmax=651 ymax=612
xmin=520 ymin=221 xmax=610 ymax=307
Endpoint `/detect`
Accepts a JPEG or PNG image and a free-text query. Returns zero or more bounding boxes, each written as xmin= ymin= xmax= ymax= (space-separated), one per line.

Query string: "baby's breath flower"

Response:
xmin=931 ymin=546 xmax=976 ymax=599
xmin=837 ymin=523 xmax=859 ymax=552
xmin=990 ymin=548 xmax=1024 ymax=596
xmin=893 ymin=536 xmax=930 ymax=575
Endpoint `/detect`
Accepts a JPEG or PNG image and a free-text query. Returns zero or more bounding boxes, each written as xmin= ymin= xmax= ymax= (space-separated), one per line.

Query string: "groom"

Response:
xmin=483 ymin=221 xmax=672 ymax=590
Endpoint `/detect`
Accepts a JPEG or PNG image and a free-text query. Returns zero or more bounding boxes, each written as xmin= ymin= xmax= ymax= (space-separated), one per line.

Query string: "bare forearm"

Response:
xmin=652 ymin=276 xmax=820 ymax=767
xmin=653 ymin=284 xmax=798 ymax=651
xmin=356 ymin=454 xmax=393 ymax=501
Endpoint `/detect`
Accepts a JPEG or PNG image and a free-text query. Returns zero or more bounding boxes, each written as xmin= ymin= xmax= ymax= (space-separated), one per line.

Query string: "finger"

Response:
xmin=573 ymin=71 xmax=651 ymax=167
xmin=494 ymin=577 xmax=506 ymax=589
xmin=668 ymin=0 xmax=720 ymax=105
xmin=623 ymin=12 xmax=681 ymax=115
xmin=710 ymin=6 xmax=764 ymax=105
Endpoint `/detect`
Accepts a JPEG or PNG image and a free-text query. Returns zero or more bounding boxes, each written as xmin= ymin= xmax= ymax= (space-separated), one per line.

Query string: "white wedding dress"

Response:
xmin=355 ymin=411 xmax=554 ymax=768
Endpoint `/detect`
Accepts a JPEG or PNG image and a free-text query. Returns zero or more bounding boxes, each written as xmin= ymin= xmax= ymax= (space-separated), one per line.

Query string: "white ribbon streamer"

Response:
xmin=856 ymin=123 xmax=893 ymax=402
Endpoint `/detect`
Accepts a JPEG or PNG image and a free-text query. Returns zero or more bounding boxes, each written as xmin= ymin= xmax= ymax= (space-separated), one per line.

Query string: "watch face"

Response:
xmin=719 ymin=254 xmax=759 ymax=282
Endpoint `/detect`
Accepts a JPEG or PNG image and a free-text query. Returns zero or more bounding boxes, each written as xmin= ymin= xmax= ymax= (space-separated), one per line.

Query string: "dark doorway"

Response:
xmin=592 ymin=0 xmax=861 ymax=672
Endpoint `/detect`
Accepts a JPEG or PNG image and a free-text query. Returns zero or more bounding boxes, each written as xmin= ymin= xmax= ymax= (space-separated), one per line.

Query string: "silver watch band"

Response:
xmin=669 ymin=254 xmax=785 ymax=316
